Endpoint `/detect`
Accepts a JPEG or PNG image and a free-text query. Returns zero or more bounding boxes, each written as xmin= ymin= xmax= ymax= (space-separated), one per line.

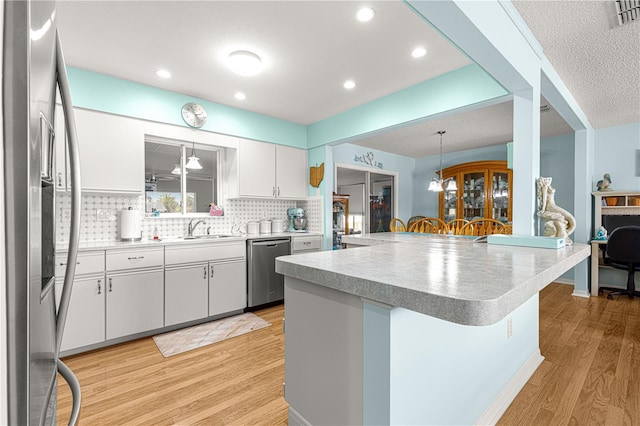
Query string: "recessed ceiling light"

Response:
xmin=235 ymin=92 xmax=246 ymax=101
xmin=156 ymin=69 xmax=172 ymax=78
xmin=343 ymin=80 xmax=356 ymax=90
xmin=356 ymin=7 xmax=375 ymax=22
xmin=226 ymin=50 xmax=263 ymax=76
xmin=411 ymin=47 xmax=427 ymax=58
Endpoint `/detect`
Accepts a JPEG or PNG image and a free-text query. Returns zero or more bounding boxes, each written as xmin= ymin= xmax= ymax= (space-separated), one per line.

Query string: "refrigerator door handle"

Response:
xmin=54 ymin=31 xmax=82 ymax=426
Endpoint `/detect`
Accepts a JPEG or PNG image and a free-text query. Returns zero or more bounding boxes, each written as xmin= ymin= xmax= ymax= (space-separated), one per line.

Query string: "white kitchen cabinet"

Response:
xmin=238 ymin=139 xmax=307 ymax=199
xmin=275 ymin=145 xmax=308 ymax=199
xmin=55 ymin=274 xmax=106 ymax=352
xmin=165 ymin=263 xmax=209 ymax=326
xmin=209 ymin=259 xmax=246 ymax=316
xmin=291 ymin=235 xmax=323 ymax=254
xmin=74 ymin=108 xmax=143 ymax=193
xmin=105 ymin=268 xmax=164 ymax=340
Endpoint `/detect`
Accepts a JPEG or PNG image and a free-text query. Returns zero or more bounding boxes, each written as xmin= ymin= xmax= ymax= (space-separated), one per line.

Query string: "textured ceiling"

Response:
xmin=512 ymin=0 xmax=640 ymax=129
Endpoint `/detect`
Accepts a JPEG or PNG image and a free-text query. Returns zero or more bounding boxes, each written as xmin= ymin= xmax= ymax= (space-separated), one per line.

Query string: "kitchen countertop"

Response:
xmin=276 ymin=232 xmax=590 ymax=326
xmin=58 ymin=231 xmax=323 ymax=252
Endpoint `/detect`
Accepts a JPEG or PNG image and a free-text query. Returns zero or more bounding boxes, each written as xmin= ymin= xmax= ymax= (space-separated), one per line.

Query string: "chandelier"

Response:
xmin=428 ymin=131 xmax=457 ymax=192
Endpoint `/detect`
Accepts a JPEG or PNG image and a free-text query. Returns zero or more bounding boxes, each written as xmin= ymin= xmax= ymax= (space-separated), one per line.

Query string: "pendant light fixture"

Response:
xmin=428 ymin=130 xmax=458 ymax=192
xmin=171 ymin=146 xmax=188 ymax=175
xmin=185 ymin=142 xmax=202 ymax=170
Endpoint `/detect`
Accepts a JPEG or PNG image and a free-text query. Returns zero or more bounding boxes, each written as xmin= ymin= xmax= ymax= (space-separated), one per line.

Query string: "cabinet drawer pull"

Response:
xmin=303 ymin=241 xmax=311 ymax=245
xmin=97 ymin=279 xmax=102 ymax=294
xmin=108 ymin=277 xmax=113 ymax=292
xmin=59 ymin=261 xmax=80 ymax=266
xmin=127 ymin=256 xmax=145 ymax=260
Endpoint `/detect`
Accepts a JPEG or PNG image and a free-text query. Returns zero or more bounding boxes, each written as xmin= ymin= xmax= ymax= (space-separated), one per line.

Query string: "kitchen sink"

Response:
xmin=182 ymin=234 xmax=234 ymax=240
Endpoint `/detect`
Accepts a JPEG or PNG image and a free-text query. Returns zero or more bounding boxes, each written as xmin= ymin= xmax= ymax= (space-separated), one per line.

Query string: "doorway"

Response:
xmin=335 ymin=164 xmax=397 ymax=234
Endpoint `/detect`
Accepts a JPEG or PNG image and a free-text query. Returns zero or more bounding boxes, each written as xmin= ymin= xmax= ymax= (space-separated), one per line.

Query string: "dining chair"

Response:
xmin=446 ymin=219 xmax=469 ymax=235
xmin=389 ymin=218 xmax=406 ymax=232
xmin=598 ymin=225 xmax=640 ymax=299
xmin=407 ymin=217 xmax=449 ymax=234
xmin=459 ymin=218 xmax=507 ymax=236
xmin=407 ymin=215 xmax=426 ymax=230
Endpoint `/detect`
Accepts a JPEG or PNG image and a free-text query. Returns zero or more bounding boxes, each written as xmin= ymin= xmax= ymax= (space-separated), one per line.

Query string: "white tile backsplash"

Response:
xmin=56 ymin=193 xmax=323 ymax=244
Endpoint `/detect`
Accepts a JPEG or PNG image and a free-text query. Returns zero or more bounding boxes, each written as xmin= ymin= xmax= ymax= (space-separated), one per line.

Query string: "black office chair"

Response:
xmin=598 ymin=225 xmax=640 ymax=300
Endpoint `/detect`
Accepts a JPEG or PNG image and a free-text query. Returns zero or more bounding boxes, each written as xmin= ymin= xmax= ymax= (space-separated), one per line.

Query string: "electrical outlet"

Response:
xmin=60 ymin=208 xmax=71 ymax=222
xmin=96 ymin=209 xmax=116 ymax=222
xmin=507 ymin=317 xmax=513 ymax=338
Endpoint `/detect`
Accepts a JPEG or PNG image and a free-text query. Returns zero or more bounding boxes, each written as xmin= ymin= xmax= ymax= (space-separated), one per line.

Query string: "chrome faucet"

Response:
xmin=188 ymin=219 xmax=206 ymax=237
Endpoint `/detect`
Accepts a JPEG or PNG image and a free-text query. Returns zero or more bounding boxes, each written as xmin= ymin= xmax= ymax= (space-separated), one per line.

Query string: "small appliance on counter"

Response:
xmin=120 ymin=207 xmax=142 ymax=241
xmin=287 ymin=207 xmax=308 ymax=232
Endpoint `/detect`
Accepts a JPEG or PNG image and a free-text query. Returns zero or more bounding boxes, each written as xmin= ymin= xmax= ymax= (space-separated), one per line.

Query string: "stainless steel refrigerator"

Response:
xmin=3 ymin=0 xmax=82 ymax=424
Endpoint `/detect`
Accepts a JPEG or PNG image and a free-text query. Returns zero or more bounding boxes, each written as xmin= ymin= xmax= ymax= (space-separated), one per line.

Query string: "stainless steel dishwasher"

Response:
xmin=247 ymin=237 xmax=291 ymax=308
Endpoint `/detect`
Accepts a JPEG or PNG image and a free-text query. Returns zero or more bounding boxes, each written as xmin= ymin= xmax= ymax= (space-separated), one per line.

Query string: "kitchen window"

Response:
xmin=144 ymin=137 xmax=220 ymax=215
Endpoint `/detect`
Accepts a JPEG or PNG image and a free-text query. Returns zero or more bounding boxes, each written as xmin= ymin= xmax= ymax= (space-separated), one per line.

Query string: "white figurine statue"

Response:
xmin=537 ymin=177 xmax=577 ymax=245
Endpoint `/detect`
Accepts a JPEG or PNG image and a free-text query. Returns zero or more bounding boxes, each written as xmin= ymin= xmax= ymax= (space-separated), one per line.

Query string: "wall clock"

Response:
xmin=181 ymin=102 xmax=208 ymax=128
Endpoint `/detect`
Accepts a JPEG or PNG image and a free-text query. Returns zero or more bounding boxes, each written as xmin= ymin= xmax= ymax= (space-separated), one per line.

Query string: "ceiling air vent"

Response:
xmin=615 ymin=0 xmax=639 ymax=25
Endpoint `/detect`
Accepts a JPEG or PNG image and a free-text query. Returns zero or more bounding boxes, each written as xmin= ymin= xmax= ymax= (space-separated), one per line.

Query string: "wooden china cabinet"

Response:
xmin=438 ymin=160 xmax=513 ymax=223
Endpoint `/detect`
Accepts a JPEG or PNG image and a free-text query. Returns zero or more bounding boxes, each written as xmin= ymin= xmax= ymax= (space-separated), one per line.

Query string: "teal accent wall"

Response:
xmin=307 ymin=64 xmax=508 ymax=148
xmin=307 ymin=146 xmax=326 ymax=197
xmin=67 ymin=67 xmax=307 ymax=148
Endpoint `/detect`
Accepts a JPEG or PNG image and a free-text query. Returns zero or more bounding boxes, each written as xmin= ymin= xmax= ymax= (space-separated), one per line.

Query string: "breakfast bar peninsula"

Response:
xmin=276 ymin=233 xmax=590 ymax=425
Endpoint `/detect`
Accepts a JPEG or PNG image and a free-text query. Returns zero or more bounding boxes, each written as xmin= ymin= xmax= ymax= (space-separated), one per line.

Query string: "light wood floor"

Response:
xmin=57 ymin=305 xmax=287 ymax=425
xmin=58 ymin=284 xmax=640 ymax=425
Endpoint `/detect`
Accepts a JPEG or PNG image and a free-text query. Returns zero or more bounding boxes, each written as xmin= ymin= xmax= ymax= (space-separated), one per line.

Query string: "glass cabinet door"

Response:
xmin=462 ymin=171 xmax=485 ymax=221
xmin=491 ymin=171 xmax=510 ymax=221
xmin=443 ymin=177 xmax=457 ymax=222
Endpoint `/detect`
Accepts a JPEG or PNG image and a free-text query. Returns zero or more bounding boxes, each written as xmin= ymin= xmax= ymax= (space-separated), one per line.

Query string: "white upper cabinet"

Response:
xmin=276 ymin=144 xmax=308 ymax=199
xmin=238 ymin=138 xmax=307 ymax=199
xmin=75 ymin=109 xmax=143 ymax=193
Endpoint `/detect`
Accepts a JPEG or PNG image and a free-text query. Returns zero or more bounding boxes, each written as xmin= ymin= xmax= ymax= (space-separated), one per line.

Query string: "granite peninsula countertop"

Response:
xmin=276 ymin=233 xmax=590 ymax=326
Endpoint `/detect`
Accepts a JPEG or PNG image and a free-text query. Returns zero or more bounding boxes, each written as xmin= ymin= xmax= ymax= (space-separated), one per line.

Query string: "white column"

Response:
xmin=512 ymin=87 xmax=541 ymax=235
xmin=572 ymin=128 xmax=595 ymax=296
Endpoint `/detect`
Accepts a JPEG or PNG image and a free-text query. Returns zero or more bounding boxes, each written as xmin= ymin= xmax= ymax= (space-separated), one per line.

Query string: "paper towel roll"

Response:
xmin=120 ymin=208 xmax=142 ymax=241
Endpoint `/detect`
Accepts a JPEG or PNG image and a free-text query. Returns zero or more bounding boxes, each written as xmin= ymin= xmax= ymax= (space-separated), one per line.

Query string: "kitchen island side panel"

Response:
xmin=284 ymin=277 xmax=363 ymax=426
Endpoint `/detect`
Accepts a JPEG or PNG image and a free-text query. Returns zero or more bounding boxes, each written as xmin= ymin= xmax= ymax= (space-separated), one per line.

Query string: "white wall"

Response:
xmin=331 ymin=143 xmax=415 ymax=224
xmin=594 ymin=122 xmax=640 ymax=191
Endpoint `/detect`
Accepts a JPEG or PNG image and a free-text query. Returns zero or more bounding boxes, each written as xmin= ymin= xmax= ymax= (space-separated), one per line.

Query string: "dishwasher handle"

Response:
xmin=250 ymin=239 xmax=290 ymax=247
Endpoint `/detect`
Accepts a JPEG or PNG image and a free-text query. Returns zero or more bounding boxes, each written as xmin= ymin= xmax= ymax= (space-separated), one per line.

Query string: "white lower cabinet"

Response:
xmin=165 ymin=263 xmax=209 ymax=326
xmin=55 ymin=274 xmax=106 ymax=352
xmin=105 ymin=268 xmax=164 ymax=340
xmin=209 ymin=259 xmax=246 ymax=316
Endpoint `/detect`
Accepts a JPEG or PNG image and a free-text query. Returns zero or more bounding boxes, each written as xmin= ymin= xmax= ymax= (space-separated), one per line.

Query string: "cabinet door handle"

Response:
xmin=97 ymin=279 xmax=102 ymax=294
xmin=108 ymin=277 xmax=113 ymax=292
xmin=277 ymin=187 xmax=280 ymax=196
xmin=273 ymin=186 xmax=276 ymax=196
xmin=204 ymin=266 xmax=207 ymax=279
xmin=127 ymin=256 xmax=144 ymax=260
xmin=57 ymin=172 xmax=63 ymax=187
xmin=210 ymin=265 xmax=214 ymax=276
xmin=59 ymin=261 xmax=80 ymax=266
